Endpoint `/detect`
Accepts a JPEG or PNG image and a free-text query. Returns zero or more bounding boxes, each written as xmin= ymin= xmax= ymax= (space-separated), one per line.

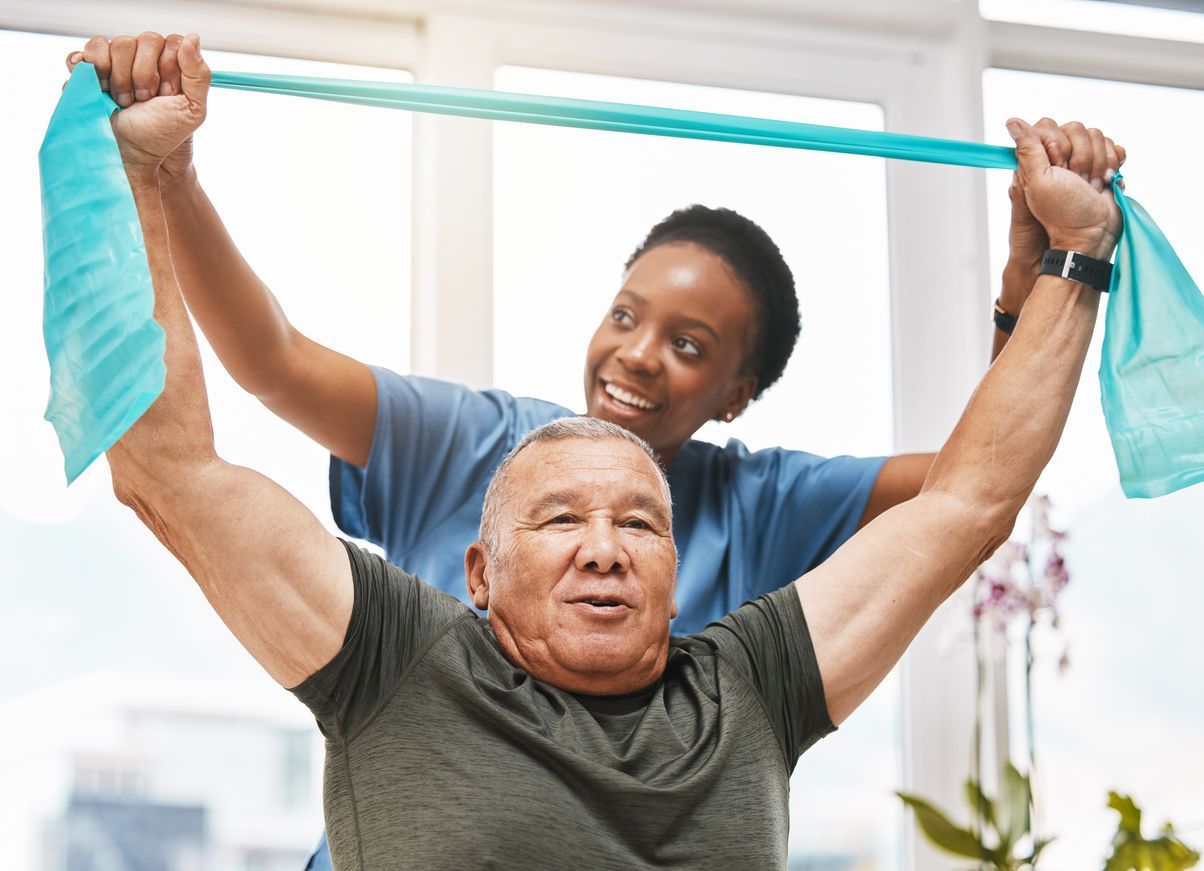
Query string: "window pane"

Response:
xmin=983 ymin=69 xmax=1204 ymax=867
xmin=0 ymin=30 xmax=411 ymax=868
xmin=494 ymin=65 xmax=899 ymax=869
xmin=980 ymin=0 xmax=1204 ymax=43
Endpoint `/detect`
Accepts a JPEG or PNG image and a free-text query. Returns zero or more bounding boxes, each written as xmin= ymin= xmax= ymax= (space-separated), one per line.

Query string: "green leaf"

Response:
xmin=1109 ymin=791 xmax=1143 ymax=837
xmin=897 ymin=792 xmax=988 ymax=860
xmin=1103 ymin=791 xmax=1201 ymax=871
xmin=1030 ymin=836 xmax=1055 ymax=864
xmin=966 ymin=778 xmax=997 ymax=832
xmin=999 ymin=763 xmax=1031 ymax=850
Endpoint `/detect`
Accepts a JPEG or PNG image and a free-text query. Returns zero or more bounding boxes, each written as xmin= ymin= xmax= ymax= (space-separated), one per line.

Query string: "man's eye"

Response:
xmin=550 ymin=514 xmax=576 ymax=525
xmin=621 ymin=518 xmax=650 ymax=530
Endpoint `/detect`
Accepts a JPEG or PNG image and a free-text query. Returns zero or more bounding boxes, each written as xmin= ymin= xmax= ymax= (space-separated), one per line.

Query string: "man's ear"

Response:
xmin=465 ymin=541 xmax=492 ymax=611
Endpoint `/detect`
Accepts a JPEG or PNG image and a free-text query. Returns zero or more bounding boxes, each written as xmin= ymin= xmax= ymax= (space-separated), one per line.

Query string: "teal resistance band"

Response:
xmin=40 ymin=64 xmax=1204 ymax=496
xmin=209 ymin=71 xmax=1020 ymax=171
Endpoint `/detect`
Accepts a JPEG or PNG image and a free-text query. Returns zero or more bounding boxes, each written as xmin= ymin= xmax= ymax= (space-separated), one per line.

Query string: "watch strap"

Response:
xmin=993 ymin=298 xmax=1017 ymax=335
xmin=1039 ymin=249 xmax=1113 ymax=293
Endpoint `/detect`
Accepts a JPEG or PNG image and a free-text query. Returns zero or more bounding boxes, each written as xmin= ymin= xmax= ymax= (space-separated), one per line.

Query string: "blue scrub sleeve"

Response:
xmin=735 ymin=447 xmax=887 ymax=593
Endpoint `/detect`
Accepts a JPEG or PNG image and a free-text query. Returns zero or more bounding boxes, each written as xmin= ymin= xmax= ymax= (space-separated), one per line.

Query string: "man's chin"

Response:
xmin=541 ymin=638 xmax=664 ymax=693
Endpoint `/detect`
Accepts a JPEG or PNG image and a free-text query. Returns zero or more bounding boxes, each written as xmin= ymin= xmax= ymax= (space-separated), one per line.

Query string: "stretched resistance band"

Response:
xmin=40 ymin=64 xmax=1204 ymax=496
xmin=209 ymin=71 xmax=1020 ymax=171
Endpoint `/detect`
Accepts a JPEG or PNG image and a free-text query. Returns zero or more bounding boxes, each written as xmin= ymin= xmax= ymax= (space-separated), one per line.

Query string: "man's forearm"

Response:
xmin=158 ymin=169 xmax=296 ymax=398
xmin=107 ymin=173 xmax=217 ymax=498
xmin=926 ymin=274 xmax=1099 ymax=525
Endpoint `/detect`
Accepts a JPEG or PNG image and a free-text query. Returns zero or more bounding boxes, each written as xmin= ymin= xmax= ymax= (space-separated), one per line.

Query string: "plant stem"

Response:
xmin=973 ymin=576 xmax=988 ymax=870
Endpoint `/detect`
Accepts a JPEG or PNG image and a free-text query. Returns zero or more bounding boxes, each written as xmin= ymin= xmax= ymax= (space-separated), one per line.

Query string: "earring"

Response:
xmin=723 ymin=412 xmax=734 ymax=423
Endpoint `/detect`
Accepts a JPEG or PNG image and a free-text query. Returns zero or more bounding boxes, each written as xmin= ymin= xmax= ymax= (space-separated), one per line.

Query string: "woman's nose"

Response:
xmin=616 ymin=330 xmax=663 ymax=376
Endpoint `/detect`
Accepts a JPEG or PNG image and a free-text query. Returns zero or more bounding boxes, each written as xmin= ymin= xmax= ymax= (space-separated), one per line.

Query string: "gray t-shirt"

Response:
xmin=291 ymin=541 xmax=834 ymax=870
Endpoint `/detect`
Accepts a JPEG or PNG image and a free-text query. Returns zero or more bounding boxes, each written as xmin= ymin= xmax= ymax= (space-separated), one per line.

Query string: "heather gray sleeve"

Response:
xmin=700 ymin=585 xmax=835 ymax=770
xmin=289 ymin=540 xmax=472 ymax=740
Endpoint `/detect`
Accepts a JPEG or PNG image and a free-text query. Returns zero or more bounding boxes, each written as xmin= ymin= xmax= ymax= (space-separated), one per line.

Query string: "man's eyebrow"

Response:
xmin=626 ymin=492 xmax=672 ymax=528
xmin=526 ymin=489 xmax=671 ymax=527
xmin=615 ymin=289 xmax=722 ymax=345
xmin=527 ymin=490 xmax=581 ymax=516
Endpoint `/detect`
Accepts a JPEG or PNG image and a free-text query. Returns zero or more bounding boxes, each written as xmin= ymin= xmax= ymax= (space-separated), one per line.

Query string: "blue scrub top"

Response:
xmin=330 ymin=367 xmax=886 ymax=632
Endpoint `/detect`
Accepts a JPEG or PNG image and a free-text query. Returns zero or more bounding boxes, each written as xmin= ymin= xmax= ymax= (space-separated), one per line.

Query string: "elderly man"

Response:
xmin=100 ymin=33 xmax=1121 ymax=871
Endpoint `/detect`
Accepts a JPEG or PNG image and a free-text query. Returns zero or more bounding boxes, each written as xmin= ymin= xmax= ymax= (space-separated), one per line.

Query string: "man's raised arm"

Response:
xmin=72 ymin=34 xmax=376 ymax=468
xmin=797 ymin=117 xmax=1122 ymax=725
xmin=100 ymin=37 xmax=352 ymax=689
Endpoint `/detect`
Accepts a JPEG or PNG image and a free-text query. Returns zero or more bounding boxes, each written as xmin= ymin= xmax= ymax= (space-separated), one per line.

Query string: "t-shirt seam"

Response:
xmin=342 ymin=611 xmax=478 ymax=745
xmin=340 ymin=742 xmax=368 ymax=871
xmin=710 ymin=648 xmax=794 ymax=778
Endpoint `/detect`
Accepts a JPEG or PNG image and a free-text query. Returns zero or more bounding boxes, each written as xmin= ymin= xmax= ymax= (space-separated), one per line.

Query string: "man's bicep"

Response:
xmin=144 ymin=459 xmax=353 ymax=688
xmin=794 ymin=491 xmax=997 ymax=725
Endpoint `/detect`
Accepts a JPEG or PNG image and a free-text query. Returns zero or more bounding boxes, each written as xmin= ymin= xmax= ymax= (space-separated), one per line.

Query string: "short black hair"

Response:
xmin=625 ymin=205 xmax=800 ymax=400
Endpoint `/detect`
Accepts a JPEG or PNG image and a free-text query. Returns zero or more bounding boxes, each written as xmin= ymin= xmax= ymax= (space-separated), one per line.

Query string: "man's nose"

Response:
xmin=575 ymin=521 xmax=630 ymax=574
xmin=616 ymin=329 xmax=663 ymax=377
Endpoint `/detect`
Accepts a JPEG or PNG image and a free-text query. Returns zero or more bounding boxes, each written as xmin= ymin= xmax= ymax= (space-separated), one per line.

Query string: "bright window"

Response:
xmin=980 ymin=0 xmax=1204 ymax=43
xmin=494 ymin=65 xmax=899 ymax=869
xmin=0 ymin=30 xmax=411 ymax=868
xmin=983 ymin=69 xmax=1204 ymax=867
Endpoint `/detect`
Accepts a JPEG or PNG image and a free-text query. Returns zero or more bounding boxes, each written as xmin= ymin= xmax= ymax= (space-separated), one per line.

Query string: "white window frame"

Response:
xmin=5 ymin=2 xmax=1199 ymax=868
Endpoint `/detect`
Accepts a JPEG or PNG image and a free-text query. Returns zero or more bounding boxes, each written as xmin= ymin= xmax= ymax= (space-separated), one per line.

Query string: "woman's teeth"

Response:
xmin=605 ymin=383 xmax=659 ymax=411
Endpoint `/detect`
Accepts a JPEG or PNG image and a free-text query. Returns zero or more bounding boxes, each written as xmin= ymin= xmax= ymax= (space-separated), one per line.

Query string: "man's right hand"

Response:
xmin=1007 ymin=117 xmax=1123 ymax=263
xmin=67 ymin=33 xmax=209 ymax=181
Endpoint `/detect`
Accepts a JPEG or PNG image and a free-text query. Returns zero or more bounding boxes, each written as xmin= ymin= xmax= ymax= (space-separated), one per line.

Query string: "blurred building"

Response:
xmin=0 ymin=672 xmax=323 ymax=871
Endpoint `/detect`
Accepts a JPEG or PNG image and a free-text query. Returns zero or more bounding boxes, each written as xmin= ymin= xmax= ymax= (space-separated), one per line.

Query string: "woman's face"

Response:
xmin=583 ymin=242 xmax=758 ymax=463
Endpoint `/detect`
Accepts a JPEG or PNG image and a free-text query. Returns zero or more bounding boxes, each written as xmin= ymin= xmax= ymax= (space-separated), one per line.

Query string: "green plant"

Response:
xmin=1104 ymin=792 xmax=1200 ymax=871
xmin=897 ymin=762 xmax=1051 ymax=870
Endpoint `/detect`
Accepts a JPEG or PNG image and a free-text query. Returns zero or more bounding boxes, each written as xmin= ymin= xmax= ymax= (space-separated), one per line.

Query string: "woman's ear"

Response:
xmin=465 ymin=541 xmax=492 ymax=610
xmin=718 ymin=374 xmax=757 ymax=422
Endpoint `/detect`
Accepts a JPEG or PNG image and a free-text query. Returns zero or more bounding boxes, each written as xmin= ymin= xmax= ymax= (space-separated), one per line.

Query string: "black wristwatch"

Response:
xmin=1039 ymin=249 xmax=1113 ymax=293
xmin=993 ymin=298 xmax=1017 ymax=335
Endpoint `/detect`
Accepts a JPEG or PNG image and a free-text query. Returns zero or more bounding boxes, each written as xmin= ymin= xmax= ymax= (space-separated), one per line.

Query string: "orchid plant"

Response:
xmin=897 ymin=495 xmax=1199 ymax=870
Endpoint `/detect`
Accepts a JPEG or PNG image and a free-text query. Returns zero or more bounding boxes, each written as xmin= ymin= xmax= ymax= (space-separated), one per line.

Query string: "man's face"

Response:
xmin=583 ymin=241 xmax=758 ymax=464
xmin=468 ymin=437 xmax=679 ymax=696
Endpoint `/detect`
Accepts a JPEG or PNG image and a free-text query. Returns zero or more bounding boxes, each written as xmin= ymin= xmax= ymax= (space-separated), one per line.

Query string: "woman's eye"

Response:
xmin=611 ymin=308 xmax=633 ymax=325
xmin=673 ymin=336 xmax=702 ymax=357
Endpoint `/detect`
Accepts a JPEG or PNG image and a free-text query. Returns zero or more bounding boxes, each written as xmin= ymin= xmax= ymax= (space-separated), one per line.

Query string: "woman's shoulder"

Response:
xmin=371 ymin=366 xmax=575 ymax=423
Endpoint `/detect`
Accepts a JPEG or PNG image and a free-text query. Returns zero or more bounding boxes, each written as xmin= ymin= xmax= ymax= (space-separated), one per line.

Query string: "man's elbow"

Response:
xmin=919 ymin=489 xmax=1019 ymax=573
xmin=109 ymin=443 xmax=221 ymax=544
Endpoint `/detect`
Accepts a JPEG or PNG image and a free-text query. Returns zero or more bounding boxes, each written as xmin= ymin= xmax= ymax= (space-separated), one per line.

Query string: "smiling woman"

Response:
xmin=584 ymin=232 xmax=770 ymax=463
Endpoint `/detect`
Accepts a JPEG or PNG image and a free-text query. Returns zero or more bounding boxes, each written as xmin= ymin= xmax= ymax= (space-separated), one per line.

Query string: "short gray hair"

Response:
xmin=478 ymin=417 xmax=671 ymax=554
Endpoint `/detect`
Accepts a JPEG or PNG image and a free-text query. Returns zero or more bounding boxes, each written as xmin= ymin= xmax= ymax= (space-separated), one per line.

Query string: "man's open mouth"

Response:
xmin=571 ymin=595 xmax=632 ymax=611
